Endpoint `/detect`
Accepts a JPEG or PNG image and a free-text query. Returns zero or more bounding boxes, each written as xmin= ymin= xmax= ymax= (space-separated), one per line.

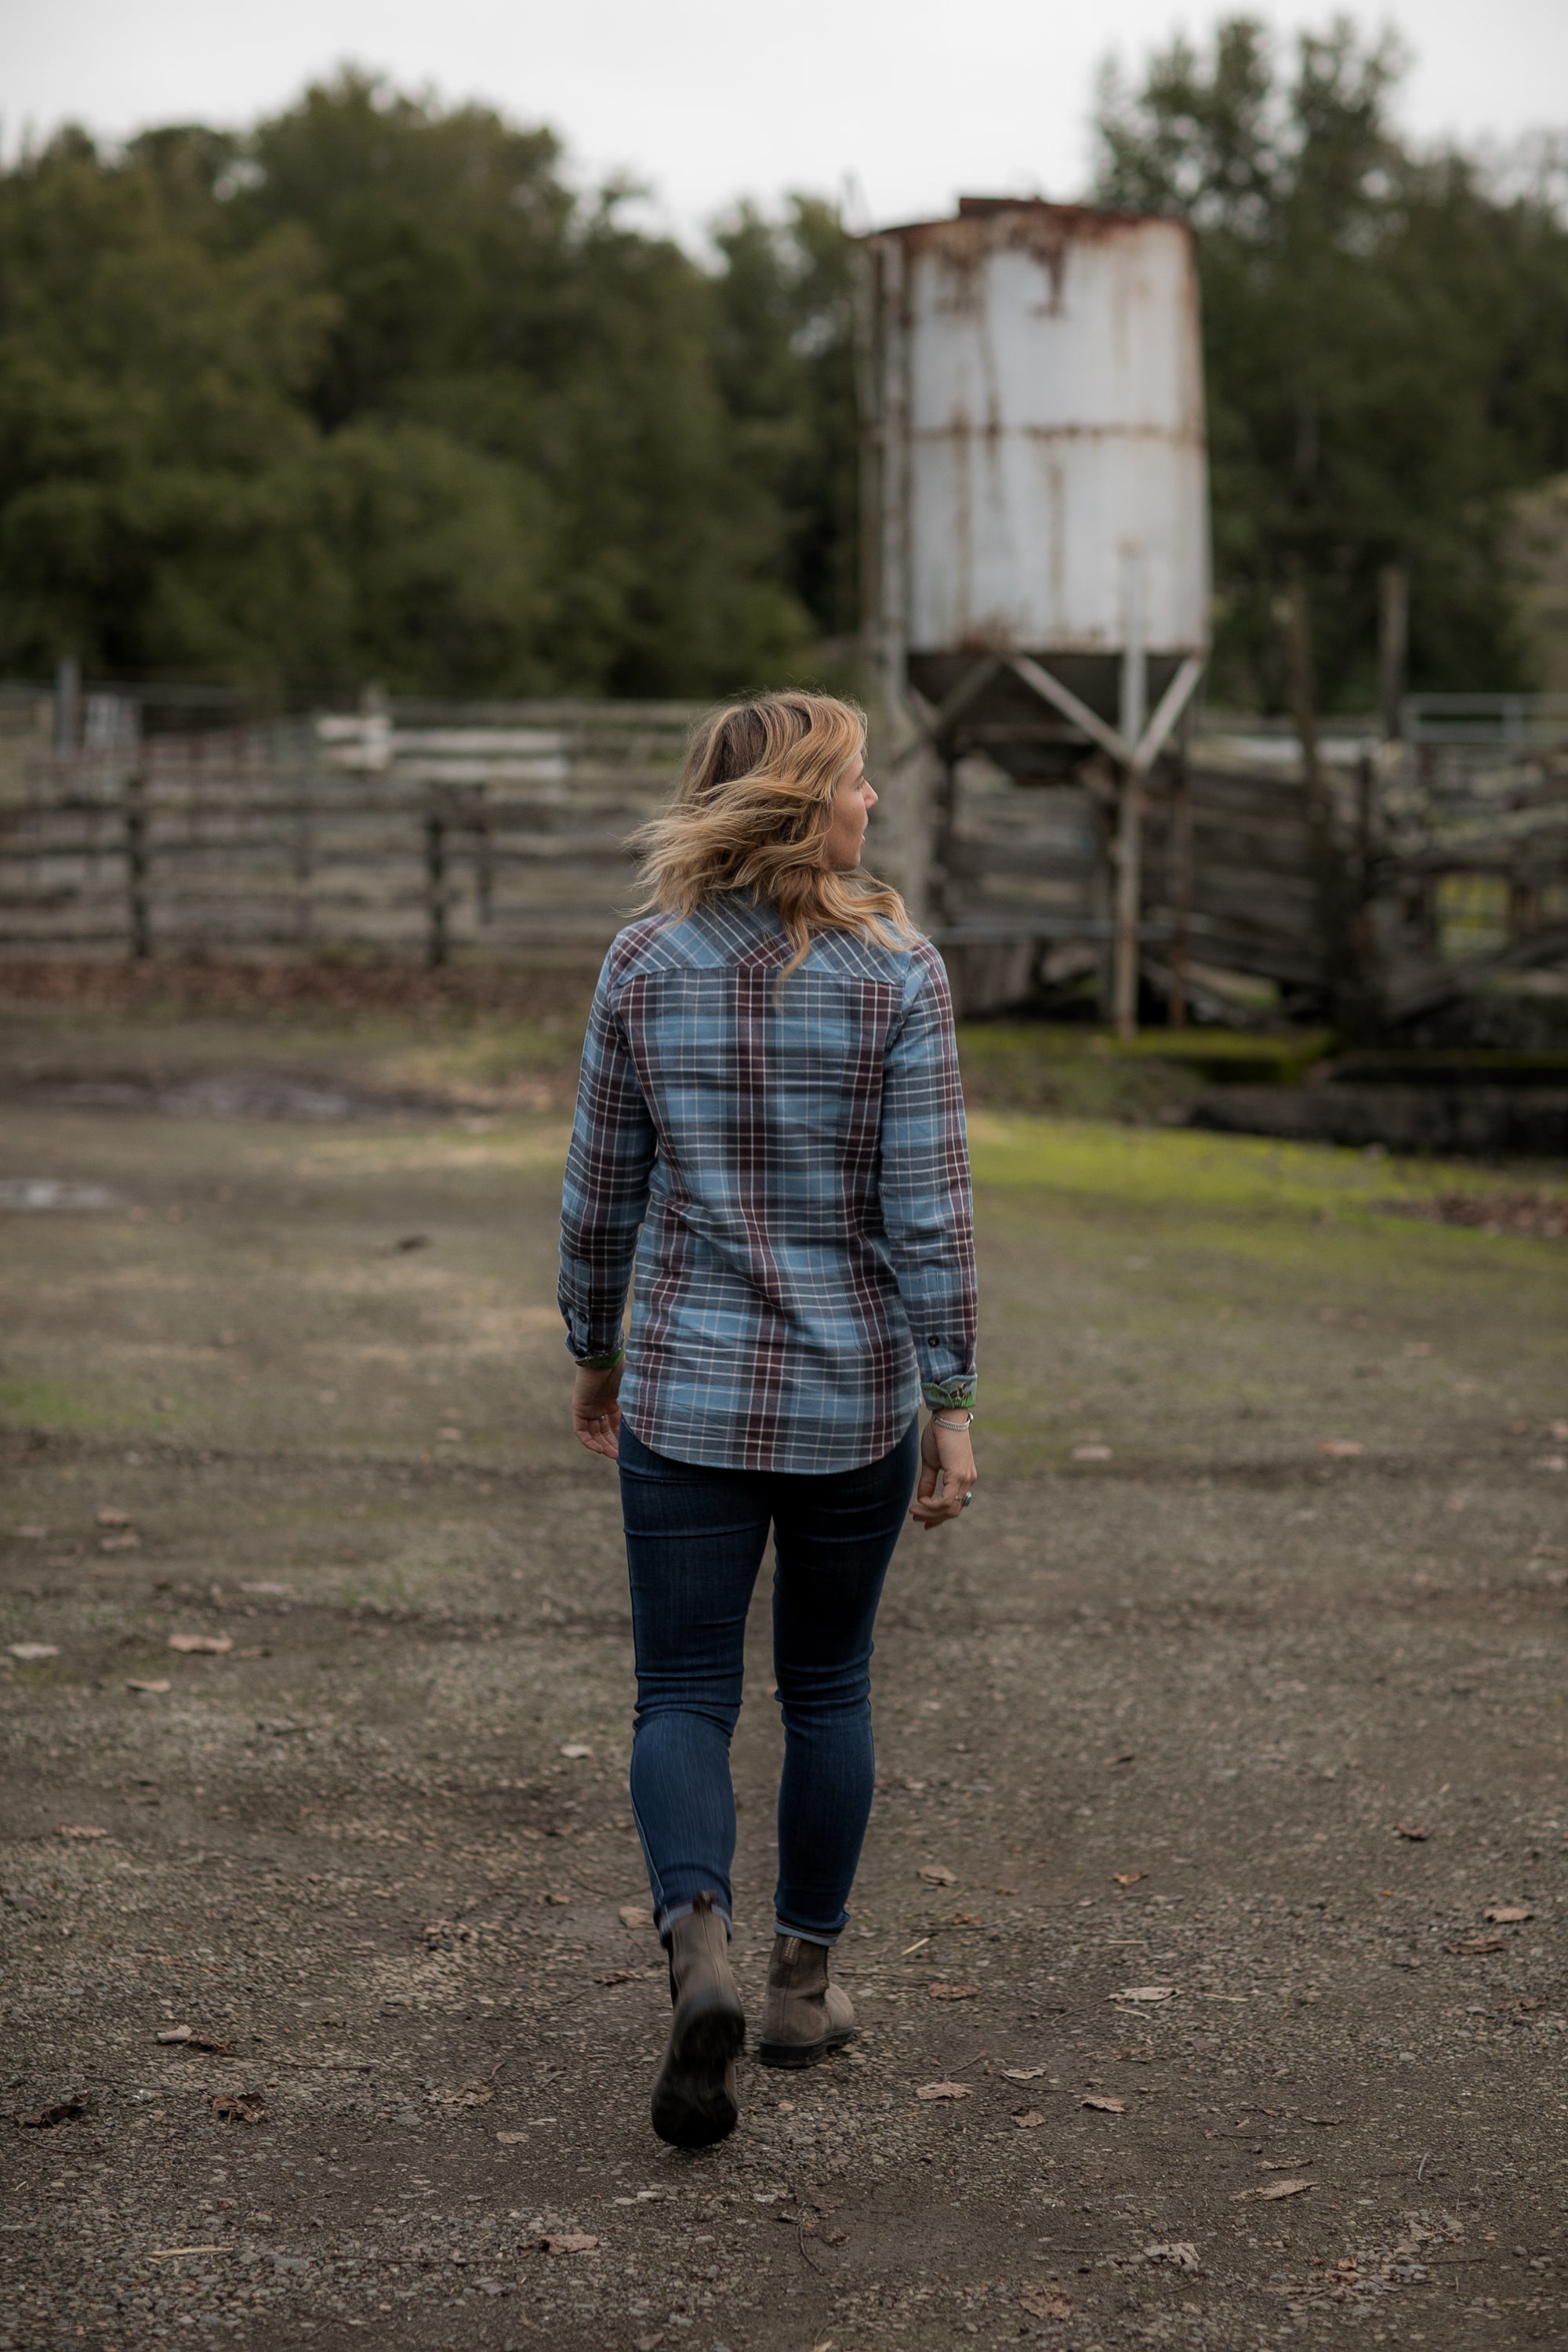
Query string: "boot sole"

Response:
xmin=755 ymin=2025 xmax=855 ymax=2070
xmin=650 ymin=1992 xmax=746 ymax=2147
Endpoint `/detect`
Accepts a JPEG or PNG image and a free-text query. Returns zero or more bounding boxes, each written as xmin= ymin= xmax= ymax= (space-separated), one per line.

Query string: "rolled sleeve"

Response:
xmin=879 ymin=948 xmax=978 ymax=1409
xmin=557 ymin=956 xmax=657 ymax=1367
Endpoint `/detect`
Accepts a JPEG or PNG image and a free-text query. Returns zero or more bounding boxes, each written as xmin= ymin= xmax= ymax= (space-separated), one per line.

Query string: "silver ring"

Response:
xmin=960 ymin=1492 xmax=973 ymax=1509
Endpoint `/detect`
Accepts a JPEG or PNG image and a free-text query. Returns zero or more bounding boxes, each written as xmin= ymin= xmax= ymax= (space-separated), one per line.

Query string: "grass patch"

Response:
xmin=967 ymin=1112 xmax=1567 ymax=1229
xmin=954 ymin=1023 xmax=1332 ymax=1120
xmin=0 ymin=1374 xmax=149 ymax=1435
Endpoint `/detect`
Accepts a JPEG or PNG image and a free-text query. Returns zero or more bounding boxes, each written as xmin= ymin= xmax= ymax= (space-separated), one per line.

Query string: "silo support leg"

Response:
xmin=1112 ymin=771 xmax=1142 ymax=1042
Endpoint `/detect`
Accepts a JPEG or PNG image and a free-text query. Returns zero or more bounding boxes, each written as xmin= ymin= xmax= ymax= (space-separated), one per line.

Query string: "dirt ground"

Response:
xmin=2 ymin=996 xmax=1566 ymax=2352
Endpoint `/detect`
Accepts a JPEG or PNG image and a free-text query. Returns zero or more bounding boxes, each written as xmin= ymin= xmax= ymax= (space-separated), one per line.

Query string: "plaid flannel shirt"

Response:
xmin=558 ymin=897 xmax=978 ymax=1473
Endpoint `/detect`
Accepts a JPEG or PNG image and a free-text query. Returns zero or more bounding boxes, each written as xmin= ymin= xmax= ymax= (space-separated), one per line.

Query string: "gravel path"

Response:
xmin=2 ymin=1091 xmax=1565 ymax=2350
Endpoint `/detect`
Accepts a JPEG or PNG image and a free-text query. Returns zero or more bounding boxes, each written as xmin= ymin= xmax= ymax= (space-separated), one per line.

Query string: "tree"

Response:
xmin=0 ymin=75 xmax=838 ymax=695
xmin=1093 ymin=16 xmax=1568 ymax=707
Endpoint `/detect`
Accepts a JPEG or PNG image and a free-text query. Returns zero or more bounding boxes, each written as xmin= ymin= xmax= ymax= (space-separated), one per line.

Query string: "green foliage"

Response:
xmin=5 ymin=45 xmax=1565 ymax=703
xmin=0 ymin=74 xmax=851 ymax=695
xmin=1094 ymin=16 xmax=1568 ymax=707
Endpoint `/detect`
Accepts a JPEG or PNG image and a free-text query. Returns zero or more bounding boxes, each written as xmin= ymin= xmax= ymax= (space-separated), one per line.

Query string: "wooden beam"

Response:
xmin=1130 ymin=655 xmax=1205 ymax=777
xmin=1006 ymin=654 xmax=1130 ymax=767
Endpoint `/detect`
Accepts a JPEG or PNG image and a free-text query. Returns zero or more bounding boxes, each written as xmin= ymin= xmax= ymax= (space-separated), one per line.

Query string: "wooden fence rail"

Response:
xmin=1 ymin=693 xmax=1565 ymax=1023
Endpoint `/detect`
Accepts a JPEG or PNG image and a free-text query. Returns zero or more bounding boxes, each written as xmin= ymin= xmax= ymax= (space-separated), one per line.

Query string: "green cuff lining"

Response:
xmin=575 ymin=1345 xmax=626 ymax=1372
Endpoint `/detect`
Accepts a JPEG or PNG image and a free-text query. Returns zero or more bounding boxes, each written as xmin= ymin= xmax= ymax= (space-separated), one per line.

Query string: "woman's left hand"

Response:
xmin=909 ymin=1414 xmax=976 ymax=1531
xmin=572 ymin=1363 xmax=623 ymax=1459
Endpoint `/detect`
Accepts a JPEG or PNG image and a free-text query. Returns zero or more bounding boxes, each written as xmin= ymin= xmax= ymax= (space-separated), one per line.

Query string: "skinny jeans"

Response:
xmin=617 ymin=1417 xmax=919 ymax=1944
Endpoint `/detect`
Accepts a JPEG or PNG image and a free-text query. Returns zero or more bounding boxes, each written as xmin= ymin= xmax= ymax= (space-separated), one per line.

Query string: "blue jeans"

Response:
xmin=618 ymin=1417 xmax=919 ymax=1945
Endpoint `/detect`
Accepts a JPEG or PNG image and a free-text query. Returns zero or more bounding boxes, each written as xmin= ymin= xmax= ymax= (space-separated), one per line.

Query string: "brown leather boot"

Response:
xmin=649 ymin=1892 xmax=745 ymax=2147
xmin=756 ymin=1932 xmax=855 ymax=2068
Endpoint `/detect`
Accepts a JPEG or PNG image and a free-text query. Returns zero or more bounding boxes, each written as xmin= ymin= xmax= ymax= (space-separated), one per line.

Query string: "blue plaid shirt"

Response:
xmin=558 ymin=898 xmax=978 ymax=1472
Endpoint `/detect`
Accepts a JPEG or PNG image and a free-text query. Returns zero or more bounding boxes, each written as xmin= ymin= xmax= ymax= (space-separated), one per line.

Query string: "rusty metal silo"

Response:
xmin=861 ymin=198 xmax=1211 ymax=1033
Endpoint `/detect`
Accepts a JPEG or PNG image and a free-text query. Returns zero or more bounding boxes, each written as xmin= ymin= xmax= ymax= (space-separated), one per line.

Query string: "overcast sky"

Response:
xmin=4 ymin=0 xmax=1564 ymax=239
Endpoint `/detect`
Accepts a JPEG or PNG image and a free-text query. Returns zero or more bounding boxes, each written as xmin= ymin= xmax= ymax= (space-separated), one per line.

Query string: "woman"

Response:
xmin=558 ymin=691 xmax=977 ymax=2148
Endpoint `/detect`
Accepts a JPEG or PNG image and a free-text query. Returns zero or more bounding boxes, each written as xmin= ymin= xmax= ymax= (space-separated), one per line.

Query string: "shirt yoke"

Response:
xmin=604 ymin=903 xmax=938 ymax=1011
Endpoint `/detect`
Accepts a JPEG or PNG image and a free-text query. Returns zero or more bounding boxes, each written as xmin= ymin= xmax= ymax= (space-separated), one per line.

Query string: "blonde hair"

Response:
xmin=633 ymin=691 xmax=914 ymax=978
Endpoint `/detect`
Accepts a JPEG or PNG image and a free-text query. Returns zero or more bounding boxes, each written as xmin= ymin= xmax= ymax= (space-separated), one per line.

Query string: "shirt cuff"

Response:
xmin=921 ymin=1374 xmax=977 ymax=1410
xmin=572 ymin=1342 xmax=626 ymax=1372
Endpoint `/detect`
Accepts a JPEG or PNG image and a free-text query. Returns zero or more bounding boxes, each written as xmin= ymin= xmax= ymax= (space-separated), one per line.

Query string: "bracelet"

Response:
xmin=930 ymin=1410 xmax=974 ymax=1431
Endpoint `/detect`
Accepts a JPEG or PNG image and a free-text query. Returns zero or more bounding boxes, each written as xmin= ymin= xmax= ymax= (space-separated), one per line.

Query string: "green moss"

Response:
xmin=955 ymin=1024 xmax=1333 ymax=1119
xmin=966 ymin=1111 xmax=1566 ymax=1228
xmin=0 ymin=1376 xmax=144 ymax=1434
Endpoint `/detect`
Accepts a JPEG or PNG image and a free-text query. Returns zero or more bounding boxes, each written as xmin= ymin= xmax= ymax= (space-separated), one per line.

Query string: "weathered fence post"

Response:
xmin=1167 ymin=757 xmax=1192 ymax=1029
xmin=1282 ymin=575 xmax=1349 ymax=1013
xmin=1377 ymin=566 xmax=1408 ymax=742
xmin=472 ymin=783 xmax=494 ymax=928
xmin=124 ymin=771 xmax=151 ymax=960
xmin=424 ymin=797 xmax=448 ymax=968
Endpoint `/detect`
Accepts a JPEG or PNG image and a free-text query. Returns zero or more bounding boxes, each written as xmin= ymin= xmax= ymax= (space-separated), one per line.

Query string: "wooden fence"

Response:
xmin=2 ymin=686 xmax=1565 ymax=1025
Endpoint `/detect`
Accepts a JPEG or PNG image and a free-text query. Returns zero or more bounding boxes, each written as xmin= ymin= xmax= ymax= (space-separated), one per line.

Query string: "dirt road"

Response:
xmin=2 ymin=1029 xmax=1566 ymax=2349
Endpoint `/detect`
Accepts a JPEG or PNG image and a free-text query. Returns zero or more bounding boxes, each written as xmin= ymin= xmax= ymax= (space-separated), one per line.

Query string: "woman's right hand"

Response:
xmin=572 ymin=1361 xmax=623 ymax=1459
xmin=909 ymin=1414 xmax=976 ymax=1532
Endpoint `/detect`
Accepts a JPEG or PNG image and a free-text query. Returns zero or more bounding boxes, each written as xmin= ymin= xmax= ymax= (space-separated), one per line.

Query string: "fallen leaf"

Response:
xmin=559 ymin=1743 xmax=593 ymax=1759
xmin=495 ymin=2130 xmax=529 ymax=2145
xmin=915 ymin=2081 xmax=971 ymax=2101
xmin=596 ymin=1969 xmax=638 ymax=1986
xmin=7 ymin=1642 xmax=60 ymax=1661
xmin=430 ymin=2082 xmax=494 ymax=2107
xmin=167 ymin=1635 xmax=233 ymax=1655
xmin=1447 ymin=1934 xmax=1505 ymax=1955
xmin=157 ymin=2025 xmax=193 ymax=2043
xmin=918 ymin=1864 xmax=956 ymax=1885
xmin=618 ymin=1903 xmax=653 ymax=1932
xmin=1483 ymin=1904 xmax=1533 ymax=1924
xmin=539 ymin=2233 xmax=597 ymax=2255
xmin=1392 ymin=1822 xmax=1428 ymax=1840
xmin=1011 ymin=2108 xmax=1046 ymax=2129
xmin=1112 ymin=1985 xmax=1175 ymax=2003
xmin=948 ymin=1911 xmax=981 ymax=1925
xmin=1072 ymin=1443 xmax=1112 ymax=1461
xmin=1235 ymin=2178 xmax=1314 ymax=2202
xmin=96 ymin=1508 xmax=132 ymax=1526
xmin=155 ymin=2027 xmax=237 ymax=2054
xmin=16 ymin=2099 xmax=87 ymax=2129
xmin=1001 ymin=2067 xmax=1047 ymax=2082
xmin=1317 ymin=1439 xmax=1363 ymax=1457
xmin=55 ymin=1824 xmax=107 ymax=1839
xmin=1112 ymin=1871 xmax=1146 ymax=1886
xmin=927 ymin=1982 xmax=979 ymax=2001
xmin=211 ymin=2092 xmax=267 ymax=2125
xmin=126 ymin=1677 xmax=172 ymax=1693
xmin=1018 ymin=2285 xmax=1073 ymax=2321
xmin=1080 ymin=2094 xmax=1126 ymax=2113
xmin=1143 ymin=2241 xmax=1200 ymax=2270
